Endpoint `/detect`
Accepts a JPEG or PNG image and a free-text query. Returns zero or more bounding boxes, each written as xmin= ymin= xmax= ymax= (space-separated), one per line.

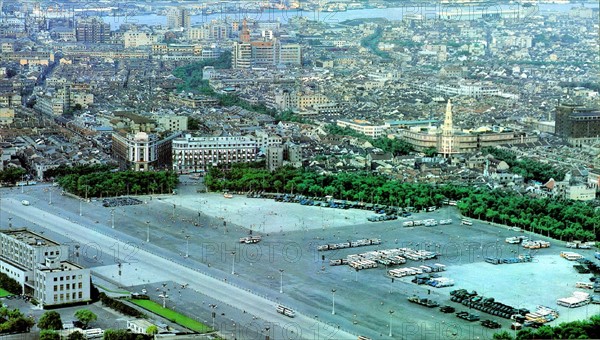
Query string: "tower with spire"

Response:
xmin=440 ymin=99 xmax=454 ymax=158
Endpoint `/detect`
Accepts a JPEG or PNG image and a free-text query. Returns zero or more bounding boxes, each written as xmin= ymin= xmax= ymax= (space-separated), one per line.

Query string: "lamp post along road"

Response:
xmin=389 ymin=310 xmax=394 ymax=337
xmin=185 ymin=235 xmax=190 ymax=258
xmin=331 ymin=289 xmax=336 ymax=315
xmin=111 ymin=209 xmax=115 ymax=229
xmin=146 ymin=221 xmax=150 ymax=242
xmin=279 ymin=269 xmax=284 ymax=294
xmin=231 ymin=251 xmax=236 ymax=275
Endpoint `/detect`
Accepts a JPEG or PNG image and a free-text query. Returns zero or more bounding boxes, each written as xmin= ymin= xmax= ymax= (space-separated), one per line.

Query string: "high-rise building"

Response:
xmin=440 ymin=100 xmax=455 ymax=157
xmin=233 ymin=42 xmax=252 ymax=69
xmin=555 ymin=103 xmax=600 ymax=146
xmin=167 ymin=7 xmax=191 ymax=30
xmin=76 ymin=17 xmax=110 ymax=43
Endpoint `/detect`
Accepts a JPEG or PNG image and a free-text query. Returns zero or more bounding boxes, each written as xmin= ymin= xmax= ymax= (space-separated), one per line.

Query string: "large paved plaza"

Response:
xmin=1 ymin=181 xmax=598 ymax=339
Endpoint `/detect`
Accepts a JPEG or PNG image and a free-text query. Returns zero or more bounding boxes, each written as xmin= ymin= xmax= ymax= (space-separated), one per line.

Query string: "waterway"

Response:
xmin=101 ymin=2 xmax=598 ymax=30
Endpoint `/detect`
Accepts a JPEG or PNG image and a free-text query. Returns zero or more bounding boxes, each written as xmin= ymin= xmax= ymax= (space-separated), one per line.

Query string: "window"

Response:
xmin=53 ymin=277 xmax=57 ymax=282
xmin=60 ymin=284 xmax=64 ymax=290
xmin=66 ymin=284 xmax=70 ymax=290
xmin=78 ymin=282 xmax=82 ymax=289
xmin=53 ymin=285 xmax=57 ymax=292
xmin=78 ymin=292 xmax=82 ymax=299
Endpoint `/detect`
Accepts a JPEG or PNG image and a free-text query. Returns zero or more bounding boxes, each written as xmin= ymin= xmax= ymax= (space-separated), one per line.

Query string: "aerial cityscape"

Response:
xmin=0 ymin=0 xmax=599 ymax=339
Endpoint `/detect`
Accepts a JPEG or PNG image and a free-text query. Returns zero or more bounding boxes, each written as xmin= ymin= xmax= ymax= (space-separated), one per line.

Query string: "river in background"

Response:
xmin=101 ymin=2 xmax=599 ymax=30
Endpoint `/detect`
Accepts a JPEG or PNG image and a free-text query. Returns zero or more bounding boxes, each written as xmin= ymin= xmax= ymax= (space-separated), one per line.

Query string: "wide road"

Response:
xmin=4 ymin=197 xmax=355 ymax=340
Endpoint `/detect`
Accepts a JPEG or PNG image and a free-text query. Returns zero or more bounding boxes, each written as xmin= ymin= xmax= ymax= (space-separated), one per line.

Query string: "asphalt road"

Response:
xmin=1 ymin=195 xmax=355 ymax=340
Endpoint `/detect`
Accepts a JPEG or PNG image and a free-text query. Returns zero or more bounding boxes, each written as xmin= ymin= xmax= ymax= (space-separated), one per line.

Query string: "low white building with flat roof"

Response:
xmin=0 ymin=229 xmax=91 ymax=307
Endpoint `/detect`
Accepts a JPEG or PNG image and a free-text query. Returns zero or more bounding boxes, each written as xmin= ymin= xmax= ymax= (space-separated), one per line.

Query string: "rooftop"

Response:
xmin=2 ymin=229 xmax=59 ymax=247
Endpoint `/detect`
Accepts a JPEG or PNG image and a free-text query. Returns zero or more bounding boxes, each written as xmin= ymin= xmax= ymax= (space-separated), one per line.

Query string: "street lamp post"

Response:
xmin=79 ymin=199 xmax=82 ymax=216
xmin=146 ymin=221 xmax=150 ymax=242
xmin=331 ymin=289 xmax=336 ymax=315
xmin=185 ymin=235 xmax=190 ymax=258
xmin=49 ymin=190 xmax=52 ymax=205
xmin=231 ymin=251 xmax=236 ymax=275
xmin=8 ymin=217 xmax=12 ymax=229
xmin=111 ymin=209 xmax=115 ymax=228
xmin=389 ymin=310 xmax=394 ymax=337
xmin=279 ymin=269 xmax=284 ymax=293
xmin=159 ymin=284 xmax=168 ymax=308
xmin=209 ymin=304 xmax=217 ymax=330
xmin=197 ymin=211 xmax=201 ymax=225
xmin=172 ymin=204 xmax=176 ymax=219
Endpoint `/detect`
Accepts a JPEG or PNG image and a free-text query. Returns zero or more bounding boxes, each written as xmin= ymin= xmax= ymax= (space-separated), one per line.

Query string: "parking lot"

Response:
xmin=4 ymin=183 xmax=600 ymax=339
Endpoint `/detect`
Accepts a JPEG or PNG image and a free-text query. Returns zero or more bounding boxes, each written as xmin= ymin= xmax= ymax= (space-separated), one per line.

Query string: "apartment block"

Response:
xmin=0 ymin=229 xmax=91 ymax=307
xmin=172 ymin=135 xmax=257 ymax=173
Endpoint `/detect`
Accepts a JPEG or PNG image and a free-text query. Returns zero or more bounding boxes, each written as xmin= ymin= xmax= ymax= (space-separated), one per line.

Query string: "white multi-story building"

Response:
xmin=172 ymin=135 xmax=257 ymax=173
xmin=336 ymin=119 xmax=388 ymax=139
xmin=123 ymin=31 xmax=156 ymax=48
xmin=0 ymin=229 xmax=91 ymax=307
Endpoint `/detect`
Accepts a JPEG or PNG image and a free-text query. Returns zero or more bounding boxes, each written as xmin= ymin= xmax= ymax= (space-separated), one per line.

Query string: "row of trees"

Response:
xmin=206 ymin=163 xmax=599 ymax=241
xmin=44 ymin=164 xmax=117 ymax=181
xmin=37 ymin=310 xmax=97 ymax=331
xmin=482 ymin=147 xmax=566 ymax=182
xmin=325 ymin=124 xmax=415 ymax=156
xmin=99 ymin=293 xmax=146 ymax=318
xmin=494 ymin=315 xmax=600 ymax=339
xmin=0 ymin=272 xmax=22 ymax=295
xmin=360 ymin=27 xmax=392 ymax=60
xmin=57 ymin=171 xmax=179 ymax=198
xmin=0 ymin=167 xmax=27 ymax=184
xmin=0 ymin=307 xmax=34 ymax=334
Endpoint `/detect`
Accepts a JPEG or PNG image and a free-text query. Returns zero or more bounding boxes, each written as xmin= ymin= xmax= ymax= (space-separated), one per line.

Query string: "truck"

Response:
xmin=21 ymin=200 xmax=30 ymax=206
xmin=408 ymin=295 xmax=439 ymax=308
xmin=276 ymin=305 xmax=295 ymax=317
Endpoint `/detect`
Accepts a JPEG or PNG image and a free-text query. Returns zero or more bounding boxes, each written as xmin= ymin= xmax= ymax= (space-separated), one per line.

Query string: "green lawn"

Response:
xmin=0 ymin=288 xmax=12 ymax=297
xmin=129 ymin=299 xmax=212 ymax=333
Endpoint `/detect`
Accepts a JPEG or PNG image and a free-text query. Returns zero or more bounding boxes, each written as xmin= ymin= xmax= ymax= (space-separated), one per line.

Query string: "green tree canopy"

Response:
xmin=37 ymin=311 xmax=63 ymax=330
xmin=74 ymin=309 xmax=97 ymax=329
xmin=40 ymin=330 xmax=60 ymax=340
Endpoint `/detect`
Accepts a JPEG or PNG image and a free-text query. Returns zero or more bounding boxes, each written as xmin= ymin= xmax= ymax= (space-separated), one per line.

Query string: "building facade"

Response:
xmin=172 ymin=135 xmax=257 ymax=173
xmin=0 ymin=229 xmax=91 ymax=307
xmin=336 ymin=119 xmax=388 ymax=138
xmin=555 ymin=103 xmax=600 ymax=147
xmin=76 ymin=17 xmax=110 ymax=43
xmin=112 ymin=131 xmax=181 ymax=171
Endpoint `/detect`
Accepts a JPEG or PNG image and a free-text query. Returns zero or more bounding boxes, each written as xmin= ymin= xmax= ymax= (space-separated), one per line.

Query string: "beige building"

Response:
xmin=172 ymin=135 xmax=257 ymax=173
xmin=155 ymin=115 xmax=188 ymax=132
xmin=0 ymin=229 xmax=91 ymax=307
xmin=112 ymin=131 xmax=181 ymax=171
xmin=123 ymin=31 xmax=156 ymax=48
xmin=0 ymin=107 xmax=15 ymax=125
xmin=566 ymin=184 xmax=596 ymax=201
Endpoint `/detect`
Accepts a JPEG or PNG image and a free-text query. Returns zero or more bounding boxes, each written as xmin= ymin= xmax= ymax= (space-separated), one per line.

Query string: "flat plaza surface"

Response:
xmin=1 ymin=180 xmax=598 ymax=339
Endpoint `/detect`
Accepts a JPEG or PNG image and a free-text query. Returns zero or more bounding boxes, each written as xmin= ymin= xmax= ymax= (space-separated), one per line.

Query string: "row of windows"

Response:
xmin=53 ymin=292 xmax=83 ymax=302
xmin=53 ymin=274 xmax=83 ymax=281
xmin=53 ymin=282 xmax=83 ymax=291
